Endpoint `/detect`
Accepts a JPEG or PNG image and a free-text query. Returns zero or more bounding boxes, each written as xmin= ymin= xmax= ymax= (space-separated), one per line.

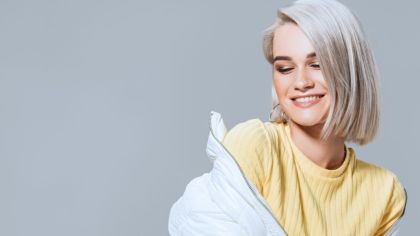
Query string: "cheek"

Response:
xmin=272 ymin=76 xmax=290 ymax=99
xmin=313 ymin=72 xmax=328 ymax=89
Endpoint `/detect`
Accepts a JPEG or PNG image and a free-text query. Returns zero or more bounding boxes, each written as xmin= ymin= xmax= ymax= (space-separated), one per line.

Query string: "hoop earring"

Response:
xmin=269 ymin=103 xmax=288 ymax=122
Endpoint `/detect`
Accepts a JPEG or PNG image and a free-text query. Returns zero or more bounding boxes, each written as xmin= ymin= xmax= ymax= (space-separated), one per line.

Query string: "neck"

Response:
xmin=289 ymin=121 xmax=346 ymax=170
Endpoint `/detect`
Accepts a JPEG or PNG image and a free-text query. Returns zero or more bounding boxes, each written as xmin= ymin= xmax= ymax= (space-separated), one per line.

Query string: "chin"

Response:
xmin=287 ymin=112 xmax=327 ymax=127
xmin=290 ymin=118 xmax=325 ymax=127
xmin=282 ymin=101 xmax=329 ymax=128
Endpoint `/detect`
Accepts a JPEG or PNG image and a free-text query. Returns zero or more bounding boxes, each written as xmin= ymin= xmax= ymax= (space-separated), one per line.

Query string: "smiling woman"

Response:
xmin=271 ymin=24 xmax=331 ymax=129
xmin=168 ymin=0 xmax=407 ymax=235
xmin=264 ymin=3 xmax=380 ymax=146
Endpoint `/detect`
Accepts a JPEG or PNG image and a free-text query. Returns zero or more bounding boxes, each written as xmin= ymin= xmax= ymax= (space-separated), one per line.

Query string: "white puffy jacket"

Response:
xmin=168 ymin=111 xmax=404 ymax=236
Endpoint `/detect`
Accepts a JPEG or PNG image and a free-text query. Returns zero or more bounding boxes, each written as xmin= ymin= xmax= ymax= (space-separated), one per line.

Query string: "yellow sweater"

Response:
xmin=222 ymin=118 xmax=407 ymax=236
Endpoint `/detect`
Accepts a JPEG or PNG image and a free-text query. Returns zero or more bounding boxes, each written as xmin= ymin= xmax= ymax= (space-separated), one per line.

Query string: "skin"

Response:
xmin=272 ymin=23 xmax=346 ymax=170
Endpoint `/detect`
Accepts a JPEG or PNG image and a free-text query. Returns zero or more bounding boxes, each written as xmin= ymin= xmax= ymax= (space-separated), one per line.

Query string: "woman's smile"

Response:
xmin=291 ymin=94 xmax=325 ymax=108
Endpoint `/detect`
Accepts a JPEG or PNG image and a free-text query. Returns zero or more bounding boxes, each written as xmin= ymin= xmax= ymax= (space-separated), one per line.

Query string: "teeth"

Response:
xmin=295 ymin=95 xmax=321 ymax=103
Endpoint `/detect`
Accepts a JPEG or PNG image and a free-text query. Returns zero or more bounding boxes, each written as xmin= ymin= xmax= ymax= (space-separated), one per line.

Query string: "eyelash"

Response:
xmin=276 ymin=63 xmax=320 ymax=74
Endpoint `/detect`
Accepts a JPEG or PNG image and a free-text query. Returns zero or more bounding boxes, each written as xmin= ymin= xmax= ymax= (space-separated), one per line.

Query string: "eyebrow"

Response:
xmin=273 ymin=52 xmax=317 ymax=62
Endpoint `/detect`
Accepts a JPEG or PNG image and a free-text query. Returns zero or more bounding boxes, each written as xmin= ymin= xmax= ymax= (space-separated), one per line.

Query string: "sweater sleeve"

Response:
xmin=374 ymin=176 xmax=407 ymax=236
xmin=221 ymin=119 xmax=273 ymax=195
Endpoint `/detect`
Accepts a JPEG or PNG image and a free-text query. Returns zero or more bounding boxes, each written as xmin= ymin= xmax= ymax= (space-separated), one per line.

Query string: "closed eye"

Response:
xmin=276 ymin=67 xmax=293 ymax=74
xmin=310 ymin=63 xmax=320 ymax=69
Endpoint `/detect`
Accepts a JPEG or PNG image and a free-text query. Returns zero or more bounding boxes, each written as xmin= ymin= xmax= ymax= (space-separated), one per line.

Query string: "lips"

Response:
xmin=291 ymin=94 xmax=325 ymax=108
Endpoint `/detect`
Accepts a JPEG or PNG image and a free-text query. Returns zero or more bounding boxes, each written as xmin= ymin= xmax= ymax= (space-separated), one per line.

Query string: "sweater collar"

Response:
xmin=283 ymin=122 xmax=353 ymax=179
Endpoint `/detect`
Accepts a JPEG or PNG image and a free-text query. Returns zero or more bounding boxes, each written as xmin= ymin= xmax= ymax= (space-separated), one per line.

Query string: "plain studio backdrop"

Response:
xmin=0 ymin=0 xmax=418 ymax=235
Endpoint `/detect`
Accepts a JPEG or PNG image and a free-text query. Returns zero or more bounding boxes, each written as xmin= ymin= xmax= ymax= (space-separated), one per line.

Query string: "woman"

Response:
xmin=168 ymin=0 xmax=407 ymax=235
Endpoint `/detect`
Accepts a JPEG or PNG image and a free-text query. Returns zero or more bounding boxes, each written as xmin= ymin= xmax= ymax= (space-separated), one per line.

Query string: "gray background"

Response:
xmin=0 ymin=0 xmax=418 ymax=235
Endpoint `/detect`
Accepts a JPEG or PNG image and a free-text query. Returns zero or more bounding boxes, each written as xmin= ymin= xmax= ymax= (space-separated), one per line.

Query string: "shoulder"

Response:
xmin=222 ymin=118 xmax=271 ymax=152
xmin=221 ymin=118 xmax=274 ymax=192
xmin=221 ymin=119 xmax=286 ymax=167
xmin=355 ymin=159 xmax=404 ymax=187
xmin=262 ymin=121 xmax=286 ymax=150
xmin=222 ymin=118 xmax=285 ymax=142
xmin=356 ymin=160 xmax=408 ymax=234
xmin=355 ymin=159 xmax=407 ymax=215
xmin=355 ymin=159 xmax=405 ymax=191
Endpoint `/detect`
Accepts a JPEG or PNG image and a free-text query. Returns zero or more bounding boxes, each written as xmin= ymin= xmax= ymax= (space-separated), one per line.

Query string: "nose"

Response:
xmin=293 ymin=69 xmax=314 ymax=91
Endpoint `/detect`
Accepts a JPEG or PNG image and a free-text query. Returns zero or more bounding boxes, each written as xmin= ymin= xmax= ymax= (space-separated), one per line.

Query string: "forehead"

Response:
xmin=273 ymin=23 xmax=316 ymax=59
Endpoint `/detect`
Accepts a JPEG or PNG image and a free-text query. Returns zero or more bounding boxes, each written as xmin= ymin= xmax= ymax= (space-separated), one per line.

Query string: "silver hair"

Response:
xmin=263 ymin=0 xmax=380 ymax=145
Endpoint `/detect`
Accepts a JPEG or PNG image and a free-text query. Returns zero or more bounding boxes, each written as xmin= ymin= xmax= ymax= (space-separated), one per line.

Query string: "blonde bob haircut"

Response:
xmin=263 ymin=0 xmax=380 ymax=145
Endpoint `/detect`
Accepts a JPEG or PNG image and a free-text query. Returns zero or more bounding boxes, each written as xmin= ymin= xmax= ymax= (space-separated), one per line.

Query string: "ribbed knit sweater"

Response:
xmin=222 ymin=118 xmax=407 ymax=236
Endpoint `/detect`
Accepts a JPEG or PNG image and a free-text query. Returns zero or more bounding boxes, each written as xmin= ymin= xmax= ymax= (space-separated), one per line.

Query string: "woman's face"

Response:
xmin=272 ymin=23 xmax=330 ymax=127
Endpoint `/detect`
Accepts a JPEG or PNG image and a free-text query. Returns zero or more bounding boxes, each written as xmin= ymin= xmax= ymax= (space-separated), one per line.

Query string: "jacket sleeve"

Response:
xmin=168 ymin=173 xmax=249 ymax=236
